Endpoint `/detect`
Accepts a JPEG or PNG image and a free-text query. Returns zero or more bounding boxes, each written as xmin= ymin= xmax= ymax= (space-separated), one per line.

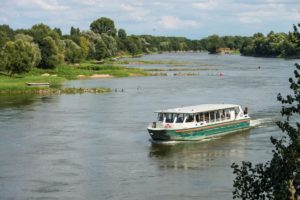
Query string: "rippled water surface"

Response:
xmin=1 ymin=52 xmax=299 ymax=200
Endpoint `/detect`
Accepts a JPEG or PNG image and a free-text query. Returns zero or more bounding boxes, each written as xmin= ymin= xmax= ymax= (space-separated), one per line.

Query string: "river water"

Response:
xmin=0 ymin=52 xmax=299 ymax=200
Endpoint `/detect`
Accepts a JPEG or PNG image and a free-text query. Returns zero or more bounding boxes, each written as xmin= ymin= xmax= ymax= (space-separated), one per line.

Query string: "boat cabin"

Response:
xmin=153 ymin=104 xmax=247 ymax=128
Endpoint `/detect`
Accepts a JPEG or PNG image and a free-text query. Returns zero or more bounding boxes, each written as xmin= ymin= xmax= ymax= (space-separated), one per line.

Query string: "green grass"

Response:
xmin=0 ymin=75 xmax=66 ymax=93
xmin=0 ymin=60 xmax=149 ymax=94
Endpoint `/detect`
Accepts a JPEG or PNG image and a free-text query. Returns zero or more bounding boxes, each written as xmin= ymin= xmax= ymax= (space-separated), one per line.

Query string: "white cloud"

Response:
xmin=192 ymin=0 xmax=218 ymax=10
xmin=284 ymin=8 xmax=300 ymax=20
xmin=15 ymin=0 xmax=68 ymax=11
xmin=159 ymin=16 xmax=200 ymax=29
xmin=119 ymin=3 xmax=149 ymax=21
xmin=237 ymin=2 xmax=300 ymax=24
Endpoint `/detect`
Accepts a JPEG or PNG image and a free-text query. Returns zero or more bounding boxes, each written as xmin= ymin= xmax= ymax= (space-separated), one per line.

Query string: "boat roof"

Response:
xmin=155 ymin=104 xmax=240 ymax=114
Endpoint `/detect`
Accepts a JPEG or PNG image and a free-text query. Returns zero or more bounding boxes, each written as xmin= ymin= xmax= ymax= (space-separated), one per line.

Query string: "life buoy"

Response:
xmin=164 ymin=124 xmax=172 ymax=128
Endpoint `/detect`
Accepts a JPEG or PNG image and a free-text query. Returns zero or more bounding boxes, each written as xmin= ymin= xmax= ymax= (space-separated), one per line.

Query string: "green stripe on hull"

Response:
xmin=149 ymin=120 xmax=250 ymax=141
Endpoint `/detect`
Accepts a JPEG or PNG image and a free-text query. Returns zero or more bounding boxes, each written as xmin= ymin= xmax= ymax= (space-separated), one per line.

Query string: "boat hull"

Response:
xmin=148 ymin=119 xmax=250 ymax=141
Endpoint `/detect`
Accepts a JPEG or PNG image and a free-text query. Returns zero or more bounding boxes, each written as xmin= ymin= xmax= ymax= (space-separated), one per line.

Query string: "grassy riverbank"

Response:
xmin=0 ymin=60 xmax=149 ymax=94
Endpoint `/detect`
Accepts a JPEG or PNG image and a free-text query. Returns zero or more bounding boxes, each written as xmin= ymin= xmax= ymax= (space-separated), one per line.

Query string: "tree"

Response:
xmin=206 ymin=34 xmax=224 ymax=54
xmin=63 ymin=39 xmax=82 ymax=63
xmin=101 ymin=33 xmax=118 ymax=57
xmin=14 ymin=33 xmax=34 ymax=42
xmin=118 ymin=28 xmax=127 ymax=39
xmin=79 ymin=36 xmax=90 ymax=60
xmin=38 ymin=36 xmax=62 ymax=68
xmin=0 ymin=39 xmax=41 ymax=76
xmin=53 ymin=28 xmax=62 ymax=37
xmin=70 ymin=26 xmax=80 ymax=36
xmin=0 ymin=24 xmax=14 ymax=48
xmin=232 ymin=24 xmax=300 ymax=200
xmin=90 ymin=17 xmax=117 ymax=36
xmin=29 ymin=24 xmax=63 ymax=68
xmin=94 ymin=37 xmax=109 ymax=60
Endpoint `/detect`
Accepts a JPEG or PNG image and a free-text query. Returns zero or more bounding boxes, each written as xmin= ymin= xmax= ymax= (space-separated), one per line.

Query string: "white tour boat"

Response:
xmin=147 ymin=104 xmax=250 ymax=141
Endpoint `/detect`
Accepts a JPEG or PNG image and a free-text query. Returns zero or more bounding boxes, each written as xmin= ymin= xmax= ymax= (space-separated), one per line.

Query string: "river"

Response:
xmin=0 ymin=52 xmax=299 ymax=200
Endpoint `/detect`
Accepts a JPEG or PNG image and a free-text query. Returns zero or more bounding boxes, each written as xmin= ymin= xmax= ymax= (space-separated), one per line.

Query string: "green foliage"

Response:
xmin=240 ymin=26 xmax=300 ymax=57
xmin=0 ymin=39 xmax=41 ymax=76
xmin=70 ymin=26 xmax=80 ymax=36
xmin=101 ymin=33 xmax=118 ymax=57
xmin=14 ymin=33 xmax=34 ymax=42
xmin=94 ymin=37 xmax=109 ymax=60
xmin=205 ymin=34 xmax=224 ymax=54
xmin=79 ymin=36 xmax=90 ymax=60
xmin=38 ymin=36 xmax=62 ymax=68
xmin=90 ymin=17 xmax=117 ymax=36
xmin=118 ymin=28 xmax=127 ymax=39
xmin=63 ymin=39 xmax=82 ymax=63
xmin=0 ymin=24 xmax=14 ymax=48
xmin=30 ymin=23 xmax=60 ymax=43
xmin=53 ymin=28 xmax=62 ymax=37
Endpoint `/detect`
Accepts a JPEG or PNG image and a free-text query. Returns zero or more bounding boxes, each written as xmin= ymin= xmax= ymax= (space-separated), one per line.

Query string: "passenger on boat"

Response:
xmin=244 ymin=107 xmax=248 ymax=115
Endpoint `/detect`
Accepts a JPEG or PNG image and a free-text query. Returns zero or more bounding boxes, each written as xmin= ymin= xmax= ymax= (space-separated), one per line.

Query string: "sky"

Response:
xmin=0 ymin=0 xmax=300 ymax=39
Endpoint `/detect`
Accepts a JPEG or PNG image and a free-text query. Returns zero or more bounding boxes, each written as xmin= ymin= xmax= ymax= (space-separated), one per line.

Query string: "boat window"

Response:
xmin=216 ymin=110 xmax=220 ymax=121
xmin=221 ymin=110 xmax=226 ymax=120
xmin=225 ymin=109 xmax=230 ymax=120
xmin=175 ymin=114 xmax=184 ymax=123
xmin=185 ymin=114 xmax=194 ymax=123
xmin=209 ymin=111 xmax=215 ymax=122
xmin=165 ymin=113 xmax=174 ymax=123
xmin=204 ymin=112 xmax=209 ymax=122
xmin=234 ymin=107 xmax=240 ymax=117
xmin=157 ymin=113 xmax=164 ymax=122
xmin=195 ymin=114 xmax=201 ymax=122
xmin=199 ymin=113 xmax=204 ymax=121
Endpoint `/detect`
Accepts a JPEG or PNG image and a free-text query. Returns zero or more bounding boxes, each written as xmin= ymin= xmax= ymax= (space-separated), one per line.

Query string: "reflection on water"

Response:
xmin=149 ymin=130 xmax=251 ymax=170
xmin=0 ymin=94 xmax=37 ymax=108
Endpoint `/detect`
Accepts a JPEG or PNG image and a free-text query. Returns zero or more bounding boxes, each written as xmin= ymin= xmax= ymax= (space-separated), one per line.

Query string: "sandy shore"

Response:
xmin=77 ymin=74 xmax=113 ymax=79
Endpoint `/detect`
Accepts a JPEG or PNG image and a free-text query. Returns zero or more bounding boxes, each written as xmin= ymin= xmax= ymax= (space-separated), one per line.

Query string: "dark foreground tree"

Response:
xmin=232 ymin=66 xmax=300 ymax=200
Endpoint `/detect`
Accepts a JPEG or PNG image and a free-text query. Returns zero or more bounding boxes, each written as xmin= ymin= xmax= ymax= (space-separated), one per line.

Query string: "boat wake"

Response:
xmin=250 ymin=118 xmax=274 ymax=128
xmin=149 ymin=139 xmax=181 ymax=145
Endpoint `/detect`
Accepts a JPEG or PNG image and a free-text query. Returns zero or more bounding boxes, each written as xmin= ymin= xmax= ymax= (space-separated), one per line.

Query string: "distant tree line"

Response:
xmin=0 ymin=17 xmax=299 ymax=76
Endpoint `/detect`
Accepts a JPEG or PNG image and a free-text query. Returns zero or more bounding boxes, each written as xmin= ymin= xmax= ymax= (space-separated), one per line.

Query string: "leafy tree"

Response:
xmin=118 ymin=28 xmax=127 ymax=39
xmin=29 ymin=24 xmax=63 ymax=68
xmin=63 ymin=39 xmax=82 ymax=63
xmin=90 ymin=17 xmax=117 ymax=36
xmin=39 ymin=36 xmax=62 ymax=68
xmin=206 ymin=34 xmax=224 ymax=54
xmin=53 ymin=28 xmax=62 ymax=37
xmin=0 ymin=24 xmax=14 ymax=37
xmin=70 ymin=26 xmax=80 ymax=36
xmin=231 ymin=24 xmax=300 ymax=200
xmin=0 ymin=24 xmax=14 ymax=48
xmin=0 ymin=31 xmax=11 ymax=48
xmin=101 ymin=33 xmax=118 ymax=57
xmin=124 ymin=37 xmax=139 ymax=55
xmin=29 ymin=24 xmax=60 ymax=43
xmin=14 ymin=34 xmax=34 ymax=42
xmin=0 ymin=39 xmax=41 ymax=76
xmin=94 ymin=38 xmax=109 ymax=60
xmin=79 ymin=36 xmax=90 ymax=60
